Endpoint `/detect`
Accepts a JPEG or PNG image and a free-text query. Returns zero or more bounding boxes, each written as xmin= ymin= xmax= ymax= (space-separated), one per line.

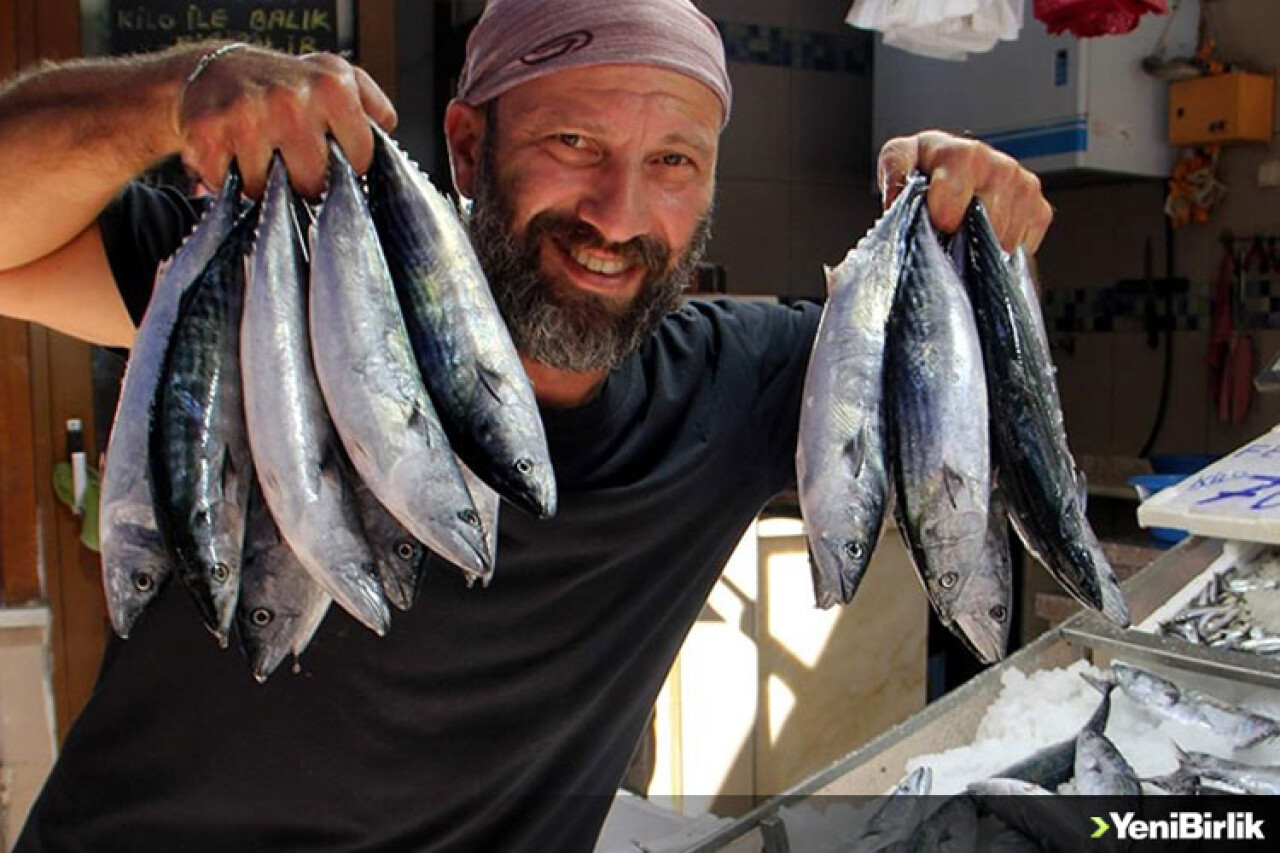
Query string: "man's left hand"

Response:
xmin=878 ymin=130 xmax=1053 ymax=254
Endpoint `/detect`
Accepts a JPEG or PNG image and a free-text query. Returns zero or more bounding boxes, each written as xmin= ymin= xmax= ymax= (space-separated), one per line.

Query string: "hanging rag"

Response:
xmin=846 ymin=0 xmax=1025 ymax=61
xmin=1208 ymin=237 xmax=1256 ymax=427
xmin=1033 ymin=0 xmax=1167 ymax=38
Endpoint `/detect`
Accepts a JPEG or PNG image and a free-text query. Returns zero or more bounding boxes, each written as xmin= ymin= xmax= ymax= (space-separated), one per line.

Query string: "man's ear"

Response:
xmin=444 ymin=100 xmax=486 ymax=200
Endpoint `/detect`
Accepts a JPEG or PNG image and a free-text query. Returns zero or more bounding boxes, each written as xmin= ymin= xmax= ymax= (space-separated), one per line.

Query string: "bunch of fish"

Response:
xmin=1157 ymin=548 xmax=1280 ymax=656
xmin=797 ymin=174 xmax=1128 ymax=667
xmin=99 ymin=129 xmax=556 ymax=680
xmin=845 ymin=661 xmax=1280 ymax=851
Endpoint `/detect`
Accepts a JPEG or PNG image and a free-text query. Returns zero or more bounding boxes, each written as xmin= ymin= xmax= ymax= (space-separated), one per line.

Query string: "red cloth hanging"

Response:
xmin=1033 ymin=0 xmax=1167 ymax=38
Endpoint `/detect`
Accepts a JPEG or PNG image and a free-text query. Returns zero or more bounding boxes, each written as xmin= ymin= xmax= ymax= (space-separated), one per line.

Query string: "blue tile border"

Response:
xmin=715 ymin=19 xmax=872 ymax=76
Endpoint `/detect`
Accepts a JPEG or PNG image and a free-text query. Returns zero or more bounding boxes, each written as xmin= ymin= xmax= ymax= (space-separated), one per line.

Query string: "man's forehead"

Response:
xmin=495 ymin=65 xmax=723 ymax=147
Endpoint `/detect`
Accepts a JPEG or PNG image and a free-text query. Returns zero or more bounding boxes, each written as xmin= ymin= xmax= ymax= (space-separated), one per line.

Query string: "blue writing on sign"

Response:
xmin=1196 ymin=475 xmax=1280 ymax=510
xmin=1233 ymin=443 xmax=1280 ymax=461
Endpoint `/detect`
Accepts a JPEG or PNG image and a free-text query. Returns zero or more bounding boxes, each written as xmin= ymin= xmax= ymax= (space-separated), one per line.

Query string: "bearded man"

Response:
xmin=0 ymin=1 xmax=1049 ymax=850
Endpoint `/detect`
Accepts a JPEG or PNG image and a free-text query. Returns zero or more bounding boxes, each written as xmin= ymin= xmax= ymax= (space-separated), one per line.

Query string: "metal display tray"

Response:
xmin=687 ymin=536 xmax=1280 ymax=853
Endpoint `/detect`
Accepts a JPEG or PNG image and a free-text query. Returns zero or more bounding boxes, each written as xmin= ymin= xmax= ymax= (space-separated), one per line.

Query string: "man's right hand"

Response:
xmin=176 ymin=44 xmax=397 ymax=199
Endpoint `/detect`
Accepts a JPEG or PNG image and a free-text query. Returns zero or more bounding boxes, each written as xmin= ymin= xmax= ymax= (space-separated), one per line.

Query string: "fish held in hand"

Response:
xmin=366 ymin=125 xmax=555 ymax=519
xmin=242 ymin=153 xmax=389 ymax=635
xmin=149 ymin=202 xmax=259 ymax=645
xmin=310 ymin=141 xmax=492 ymax=582
xmin=797 ymin=174 xmax=925 ymax=608
xmin=960 ymin=202 xmax=1127 ymax=626
xmin=237 ymin=485 xmax=331 ymax=682
xmin=100 ymin=169 xmax=243 ymax=638
xmin=889 ymin=205 xmax=995 ymax=658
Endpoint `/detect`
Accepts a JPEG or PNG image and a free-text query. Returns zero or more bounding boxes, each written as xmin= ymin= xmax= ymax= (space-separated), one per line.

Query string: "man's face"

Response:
xmin=465 ymin=64 xmax=721 ymax=372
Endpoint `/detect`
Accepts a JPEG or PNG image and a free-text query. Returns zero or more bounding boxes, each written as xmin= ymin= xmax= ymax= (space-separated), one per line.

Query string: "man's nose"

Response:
xmin=574 ymin=160 xmax=653 ymax=247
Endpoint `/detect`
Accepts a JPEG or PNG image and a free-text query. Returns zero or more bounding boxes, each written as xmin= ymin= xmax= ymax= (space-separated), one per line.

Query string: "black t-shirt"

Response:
xmin=17 ymin=183 xmax=821 ymax=853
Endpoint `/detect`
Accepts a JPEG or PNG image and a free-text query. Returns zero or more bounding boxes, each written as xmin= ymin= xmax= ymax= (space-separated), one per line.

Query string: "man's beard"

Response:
xmin=467 ymin=135 xmax=712 ymax=373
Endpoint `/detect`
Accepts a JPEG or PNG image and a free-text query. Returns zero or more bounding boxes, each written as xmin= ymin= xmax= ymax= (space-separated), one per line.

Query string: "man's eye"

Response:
xmin=659 ymin=153 xmax=693 ymax=168
xmin=557 ymin=133 xmax=583 ymax=149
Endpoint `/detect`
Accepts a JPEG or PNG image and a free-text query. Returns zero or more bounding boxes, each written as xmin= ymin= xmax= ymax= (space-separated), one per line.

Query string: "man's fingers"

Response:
xmin=877 ymin=135 xmax=918 ymax=208
xmin=277 ymin=130 xmax=330 ymax=201
xmin=354 ymin=66 xmax=398 ymax=133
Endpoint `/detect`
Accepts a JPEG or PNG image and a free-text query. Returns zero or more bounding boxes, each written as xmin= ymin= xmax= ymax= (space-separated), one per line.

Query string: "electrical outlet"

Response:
xmin=1258 ymin=159 xmax=1280 ymax=188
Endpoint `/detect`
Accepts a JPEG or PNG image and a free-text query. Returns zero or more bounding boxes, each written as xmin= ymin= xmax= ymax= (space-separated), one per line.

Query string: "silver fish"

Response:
xmin=236 ymin=486 xmax=331 ymax=682
xmin=960 ymin=202 xmax=1128 ymax=627
xmin=993 ymin=735 xmax=1077 ymax=790
xmin=310 ymin=141 xmax=491 ymax=581
xmin=366 ymin=125 xmax=556 ymax=519
xmin=1111 ymin=660 xmax=1280 ymax=748
xmin=966 ymin=780 xmax=1092 ymax=853
xmin=242 ymin=154 xmax=389 ymax=635
xmin=1178 ymin=748 xmax=1280 ymax=794
xmin=149 ymin=204 xmax=258 ymax=644
xmin=797 ymin=174 xmax=925 ymax=608
xmin=889 ymin=205 xmax=998 ymax=661
xmin=903 ymin=794 xmax=979 ymax=853
xmin=850 ymin=766 xmax=934 ymax=852
xmin=100 ymin=170 xmax=241 ymax=637
xmin=352 ymin=479 xmax=426 ymax=611
xmin=1074 ymin=676 xmax=1141 ymax=795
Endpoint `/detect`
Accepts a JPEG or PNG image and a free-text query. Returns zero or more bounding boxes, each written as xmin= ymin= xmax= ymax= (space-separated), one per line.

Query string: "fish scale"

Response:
xmin=149 ymin=204 xmax=259 ymax=644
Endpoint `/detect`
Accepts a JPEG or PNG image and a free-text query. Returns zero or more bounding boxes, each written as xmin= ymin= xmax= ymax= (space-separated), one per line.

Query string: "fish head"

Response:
xmin=1112 ymin=662 xmax=1178 ymax=707
xmin=188 ymin=502 xmax=246 ymax=641
xmin=812 ymin=531 xmax=877 ymax=606
xmin=100 ymin=515 xmax=172 ymax=638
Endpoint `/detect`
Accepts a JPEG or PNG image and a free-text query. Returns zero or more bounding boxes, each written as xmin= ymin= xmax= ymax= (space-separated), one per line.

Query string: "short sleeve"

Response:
xmin=97 ymin=183 xmax=210 ymax=326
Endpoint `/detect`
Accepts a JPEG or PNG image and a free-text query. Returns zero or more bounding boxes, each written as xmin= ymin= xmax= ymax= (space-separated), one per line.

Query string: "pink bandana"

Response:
xmin=456 ymin=0 xmax=732 ymax=126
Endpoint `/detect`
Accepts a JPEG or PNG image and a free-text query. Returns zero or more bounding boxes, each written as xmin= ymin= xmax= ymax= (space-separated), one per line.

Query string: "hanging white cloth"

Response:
xmin=846 ymin=0 xmax=1026 ymax=61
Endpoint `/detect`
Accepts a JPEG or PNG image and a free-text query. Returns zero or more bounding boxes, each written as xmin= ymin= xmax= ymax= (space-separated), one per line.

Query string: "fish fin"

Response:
xmin=942 ymin=466 xmax=967 ymax=509
xmin=1075 ymin=466 xmax=1089 ymax=513
xmin=476 ymin=364 xmax=505 ymax=403
xmin=844 ymin=425 xmax=867 ymax=478
xmin=218 ymin=447 xmax=235 ymax=498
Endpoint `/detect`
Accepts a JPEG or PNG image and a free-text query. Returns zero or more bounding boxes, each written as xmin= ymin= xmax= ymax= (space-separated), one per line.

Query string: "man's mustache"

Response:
xmin=526 ymin=211 xmax=671 ymax=278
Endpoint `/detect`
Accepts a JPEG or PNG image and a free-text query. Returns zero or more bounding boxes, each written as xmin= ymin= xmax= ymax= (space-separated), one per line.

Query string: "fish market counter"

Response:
xmin=684 ymin=536 xmax=1280 ymax=852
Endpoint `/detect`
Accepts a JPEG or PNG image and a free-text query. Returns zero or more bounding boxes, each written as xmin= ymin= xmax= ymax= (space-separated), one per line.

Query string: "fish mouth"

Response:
xmin=951 ymin=611 xmax=1009 ymax=665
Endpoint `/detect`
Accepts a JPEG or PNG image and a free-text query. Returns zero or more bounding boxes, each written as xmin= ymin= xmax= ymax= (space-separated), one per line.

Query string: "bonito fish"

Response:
xmin=100 ymin=170 xmax=242 ymax=637
xmin=242 ymin=154 xmax=389 ymax=635
xmin=149 ymin=203 xmax=259 ymax=644
xmin=1110 ymin=660 xmax=1280 ymax=748
xmin=1176 ymin=747 xmax=1280 ymax=795
xmin=889 ymin=204 xmax=1001 ymax=663
xmin=1074 ymin=676 xmax=1141 ymax=795
xmin=366 ymin=125 xmax=556 ymax=520
xmin=797 ymin=174 xmax=924 ymax=608
xmin=352 ymin=478 xmax=426 ymax=611
xmin=236 ymin=485 xmax=330 ymax=682
xmin=310 ymin=142 xmax=491 ymax=582
xmin=959 ymin=201 xmax=1128 ymax=626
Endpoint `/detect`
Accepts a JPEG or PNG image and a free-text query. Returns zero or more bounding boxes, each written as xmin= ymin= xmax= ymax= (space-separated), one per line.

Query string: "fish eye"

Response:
xmin=211 ymin=562 xmax=231 ymax=584
xmin=458 ymin=509 xmax=481 ymax=528
xmin=251 ymin=608 xmax=273 ymax=627
xmin=843 ymin=541 xmax=864 ymax=560
xmin=396 ymin=542 xmax=416 ymax=561
xmin=133 ymin=572 xmax=154 ymax=592
xmin=990 ymin=604 xmax=1008 ymax=622
xmin=514 ymin=457 xmax=534 ymax=476
xmin=940 ymin=572 xmax=959 ymax=590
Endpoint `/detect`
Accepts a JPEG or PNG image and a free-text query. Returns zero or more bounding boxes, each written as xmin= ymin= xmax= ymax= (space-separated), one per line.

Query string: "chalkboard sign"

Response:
xmin=108 ymin=0 xmax=347 ymax=56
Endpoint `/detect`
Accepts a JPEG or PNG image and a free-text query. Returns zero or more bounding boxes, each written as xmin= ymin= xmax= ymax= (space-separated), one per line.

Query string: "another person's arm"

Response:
xmin=0 ymin=42 xmax=396 ymax=345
